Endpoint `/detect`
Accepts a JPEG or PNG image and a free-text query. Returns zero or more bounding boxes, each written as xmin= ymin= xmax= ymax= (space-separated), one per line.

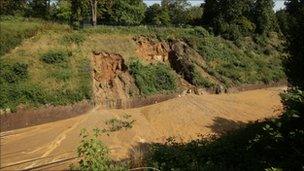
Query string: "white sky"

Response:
xmin=144 ymin=0 xmax=286 ymax=11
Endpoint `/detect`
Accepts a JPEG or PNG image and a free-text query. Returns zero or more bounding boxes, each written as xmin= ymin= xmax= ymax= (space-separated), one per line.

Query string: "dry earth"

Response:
xmin=0 ymin=87 xmax=285 ymax=170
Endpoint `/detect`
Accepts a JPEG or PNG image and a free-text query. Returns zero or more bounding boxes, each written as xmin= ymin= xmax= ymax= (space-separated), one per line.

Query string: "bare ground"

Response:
xmin=0 ymin=87 xmax=285 ymax=170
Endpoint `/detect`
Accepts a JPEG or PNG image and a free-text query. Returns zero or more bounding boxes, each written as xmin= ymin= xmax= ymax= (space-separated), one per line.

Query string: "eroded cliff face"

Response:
xmin=91 ymin=37 xmax=224 ymax=106
xmin=134 ymin=36 xmax=170 ymax=63
xmin=92 ymin=51 xmax=139 ymax=105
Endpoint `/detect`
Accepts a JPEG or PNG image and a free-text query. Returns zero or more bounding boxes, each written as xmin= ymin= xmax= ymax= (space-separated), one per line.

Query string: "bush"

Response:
xmin=71 ymin=128 xmax=127 ymax=171
xmin=129 ymin=60 xmax=176 ymax=95
xmin=41 ymin=50 xmax=70 ymax=64
xmin=0 ymin=62 xmax=28 ymax=83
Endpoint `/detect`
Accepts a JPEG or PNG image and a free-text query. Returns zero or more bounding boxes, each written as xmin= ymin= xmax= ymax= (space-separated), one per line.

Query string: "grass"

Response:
xmin=86 ymin=25 xmax=285 ymax=87
xmin=0 ymin=17 xmax=286 ymax=110
xmin=0 ymin=17 xmax=43 ymax=56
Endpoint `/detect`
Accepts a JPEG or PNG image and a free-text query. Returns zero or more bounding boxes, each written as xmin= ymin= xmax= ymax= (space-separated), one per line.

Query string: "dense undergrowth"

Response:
xmin=0 ymin=18 xmax=91 ymax=111
xmin=0 ymin=17 xmax=43 ymax=56
xmin=129 ymin=60 xmax=177 ymax=95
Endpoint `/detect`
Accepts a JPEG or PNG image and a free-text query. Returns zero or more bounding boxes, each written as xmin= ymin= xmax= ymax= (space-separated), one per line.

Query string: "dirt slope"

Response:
xmin=0 ymin=87 xmax=285 ymax=170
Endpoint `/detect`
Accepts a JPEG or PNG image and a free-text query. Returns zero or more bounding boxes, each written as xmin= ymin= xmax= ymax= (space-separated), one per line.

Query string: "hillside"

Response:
xmin=0 ymin=17 xmax=286 ymax=112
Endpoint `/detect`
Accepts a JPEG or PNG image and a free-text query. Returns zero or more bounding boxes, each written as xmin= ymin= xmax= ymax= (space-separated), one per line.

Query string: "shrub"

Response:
xmin=129 ymin=60 xmax=176 ymax=95
xmin=71 ymin=128 xmax=127 ymax=171
xmin=0 ymin=62 xmax=28 ymax=83
xmin=41 ymin=50 xmax=70 ymax=64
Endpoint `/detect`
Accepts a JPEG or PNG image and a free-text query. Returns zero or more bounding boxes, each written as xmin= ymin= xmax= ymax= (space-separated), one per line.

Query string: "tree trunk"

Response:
xmin=91 ymin=0 xmax=97 ymax=26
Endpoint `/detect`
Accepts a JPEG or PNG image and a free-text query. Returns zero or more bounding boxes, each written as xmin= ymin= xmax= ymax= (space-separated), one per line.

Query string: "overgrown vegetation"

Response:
xmin=0 ymin=22 xmax=92 ymax=111
xmin=129 ymin=60 xmax=177 ymax=95
xmin=0 ymin=17 xmax=43 ymax=56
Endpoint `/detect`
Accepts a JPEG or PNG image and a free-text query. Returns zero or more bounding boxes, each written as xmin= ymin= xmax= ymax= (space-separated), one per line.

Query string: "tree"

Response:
xmin=28 ymin=0 xmax=51 ymax=19
xmin=202 ymin=0 xmax=256 ymax=39
xmin=161 ymin=0 xmax=190 ymax=26
xmin=254 ymin=0 xmax=277 ymax=34
xmin=90 ymin=0 xmax=98 ymax=26
xmin=106 ymin=0 xmax=146 ymax=26
xmin=276 ymin=9 xmax=290 ymax=35
xmin=52 ymin=0 xmax=71 ymax=22
xmin=283 ymin=0 xmax=304 ymax=90
xmin=185 ymin=6 xmax=203 ymax=25
xmin=1 ymin=0 xmax=28 ymax=16
xmin=144 ymin=4 xmax=170 ymax=26
xmin=70 ymin=0 xmax=89 ymax=28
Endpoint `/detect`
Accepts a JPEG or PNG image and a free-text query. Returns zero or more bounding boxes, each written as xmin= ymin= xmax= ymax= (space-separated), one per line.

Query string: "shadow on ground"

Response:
xmin=207 ymin=117 xmax=246 ymax=135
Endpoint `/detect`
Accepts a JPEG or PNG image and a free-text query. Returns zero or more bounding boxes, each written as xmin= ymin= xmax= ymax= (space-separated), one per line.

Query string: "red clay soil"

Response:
xmin=0 ymin=87 xmax=285 ymax=170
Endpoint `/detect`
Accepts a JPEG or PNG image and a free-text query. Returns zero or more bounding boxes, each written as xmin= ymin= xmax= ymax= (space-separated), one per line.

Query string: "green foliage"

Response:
xmin=161 ymin=0 xmax=191 ymax=26
xmin=27 ymin=0 xmax=51 ymax=19
xmin=276 ymin=9 xmax=290 ymax=35
xmin=41 ymin=50 xmax=71 ymax=64
xmin=101 ymin=0 xmax=146 ymax=26
xmin=184 ymin=34 xmax=285 ymax=86
xmin=254 ymin=0 xmax=277 ymax=34
xmin=0 ymin=0 xmax=27 ymax=16
xmin=283 ymin=0 xmax=304 ymax=90
xmin=129 ymin=60 xmax=176 ymax=95
xmin=0 ymin=18 xmax=42 ymax=56
xmin=52 ymin=0 xmax=72 ymax=22
xmin=144 ymin=4 xmax=171 ymax=26
xmin=185 ymin=6 xmax=204 ymax=25
xmin=192 ymin=69 xmax=214 ymax=88
xmin=0 ymin=62 xmax=28 ymax=84
xmin=72 ymin=128 xmax=127 ymax=171
xmin=48 ymin=69 xmax=72 ymax=81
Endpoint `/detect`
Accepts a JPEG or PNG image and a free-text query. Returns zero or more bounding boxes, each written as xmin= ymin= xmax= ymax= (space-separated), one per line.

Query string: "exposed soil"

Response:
xmin=134 ymin=36 xmax=170 ymax=63
xmin=92 ymin=51 xmax=139 ymax=105
xmin=1 ymin=87 xmax=285 ymax=170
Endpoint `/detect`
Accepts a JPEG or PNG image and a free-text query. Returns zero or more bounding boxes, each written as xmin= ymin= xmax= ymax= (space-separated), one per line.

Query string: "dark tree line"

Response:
xmin=0 ymin=0 xmax=289 ymax=39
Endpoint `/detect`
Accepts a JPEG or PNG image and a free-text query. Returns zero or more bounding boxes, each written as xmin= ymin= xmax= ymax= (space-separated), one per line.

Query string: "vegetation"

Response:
xmin=0 ymin=17 xmax=43 ymax=56
xmin=142 ymin=1 xmax=304 ymax=171
xmin=129 ymin=60 xmax=177 ymax=95
xmin=71 ymin=128 xmax=127 ymax=171
xmin=41 ymin=50 xmax=71 ymax=64
xmin=0 ymin=22 xmax=92 ymax=111
xmin=102 ymin=114 xmax=135 ymax=135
